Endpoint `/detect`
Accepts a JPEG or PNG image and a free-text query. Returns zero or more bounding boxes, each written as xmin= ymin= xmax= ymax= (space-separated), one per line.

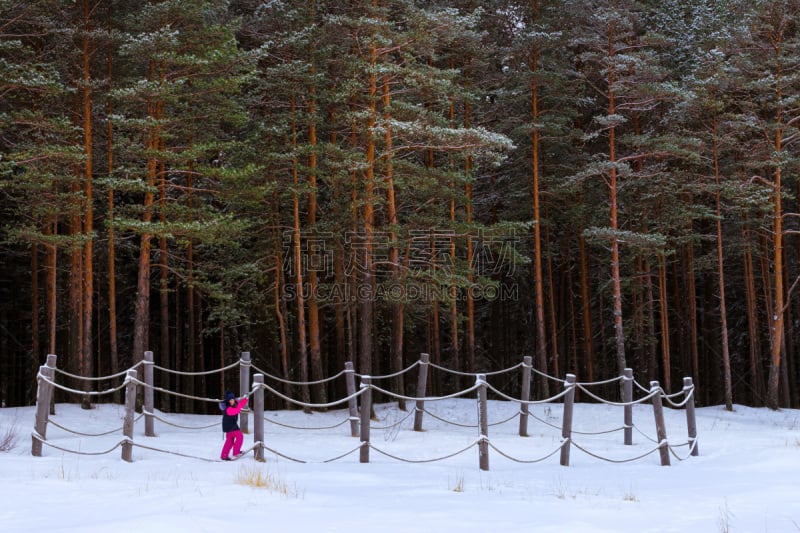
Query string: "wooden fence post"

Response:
xmin=345 ymin=361 xmax=359 ymax=437
xmin=560 ymin=374 xmax=576 ymax=467
xmin=32 ymin=354 xmax=57 ymax=457
xmin=122 ymin=369 xmax=138 ymax=462
xmin=650 ymin=380 xmax=670 ymax=466
xmin=359 ymin=376 xmax=372 ymax=463
xmin=239 ymin=351 xmax=251 ymax=434
xmin=413 ymin=353 xmax=429 ymax=432
xmin=519 ymin=356 xmax=532 ymax=437
xmin=683 ymin=377 xmax=699 ymax=456
xmin=623 ymin=368 xmax=633 ymax=445
xmin=143 ymin=351 xmax=155 ymax=437
xmin=253 ymin=373 xmax=265 ymax=462
xmin=477 ymin=374 xmax=489 ymax=471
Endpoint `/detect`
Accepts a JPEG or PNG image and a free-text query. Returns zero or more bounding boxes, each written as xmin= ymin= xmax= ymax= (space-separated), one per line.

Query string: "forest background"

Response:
xmin=2 ymin=0 xmax=799 ymax=412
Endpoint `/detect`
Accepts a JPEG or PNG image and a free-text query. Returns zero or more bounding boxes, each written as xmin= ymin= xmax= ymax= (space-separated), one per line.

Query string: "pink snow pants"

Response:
xmin=221 ymin=429 xmax=244 ymax=459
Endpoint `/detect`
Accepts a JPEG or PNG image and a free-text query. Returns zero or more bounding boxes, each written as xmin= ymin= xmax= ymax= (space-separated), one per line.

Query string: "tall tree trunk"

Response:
xmin=643 ymin=259 xmax=658 ymax=382
xmin=70 ymin=114 xmax=83 ymax=376
xmin=159 ymin=167 xmax=169 ymax=384
xmin=132 ymin=61 xmax=159 ymax=367
xmin=31 ymin=244 xmax=40 ymax=387
xmin=80 ymin=0 xmax=94 ymax=402
xmin=105 ymin=36 xmax=119 ymax=389
xmin=767 ymin=49 xmax=786 ymax=410
xmin=45 ymin=218 xmax=57 ymax=356
xmin=711 ymin=120 xmax=733 ymax=410
xmin=306 ymin=1 xmax=325 ymax=406
xmin=382 ymin=76 xmax=406 ymax=409
xmin=329 ymin=109 xmax=347 ymax=381
xmin=359 ymin=38 xmax=378 ymax=380
xmin=742 ymin=222 xmax=764 ymax=404
xmin=464 ymin=106 xmax=475 ymax=376
xmin=530 ymin=0 xmax=549 ymax=396
xmin=760 ymin=232 xmax=774 ymax=405
xmin=579 ymin=230 xmax=594 ymax=382
xmin=290 ymin=92 xmax=311 ymax=409
xmin=658 ymin=254 xmax=671 ymax=388
xmin=606 ymin=24 xmax=627 ymax=384
xmin=545 ymin=221 xmax=559 ymax=379
xmin=273 ymin=194 xmax=290 ymax=409
xmin=307 ymin=89 xmax=325 ymax=405
xmin=683 ymin=236 xmax=699 ymax=392
xmin=448 ymin=93 xmax=460 ymax=389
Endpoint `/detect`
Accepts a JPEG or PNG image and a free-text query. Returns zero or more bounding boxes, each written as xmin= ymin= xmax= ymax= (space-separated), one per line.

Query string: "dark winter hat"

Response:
xmin=225 ymin=390 xmax=236 ymax=402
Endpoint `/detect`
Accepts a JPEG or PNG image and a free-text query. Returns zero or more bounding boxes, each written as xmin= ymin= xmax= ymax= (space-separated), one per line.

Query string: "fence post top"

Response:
xmin=522 ymin=356 xmax=533 ymax=367
xmin=419 ymin=353 xmax=430 ymax=364
xmin=143 ymin=351 xmax=154 ymax=363
xmin=253 ymin=373 xmax=264 ymax=383
xmin=564 ymin=374 xmax=576 ymax=385
xmin=240 ymin=352 xmax=251 ymax=363
xmin=125 ymin=369 xmax=138 ymax=380
xmin=45 ymin=354 xmax=57 ymax=367
xmin=475 ymin=374 xmax=487 ymax=385
xmin=649 ymin=380 xmax=661 ymax=391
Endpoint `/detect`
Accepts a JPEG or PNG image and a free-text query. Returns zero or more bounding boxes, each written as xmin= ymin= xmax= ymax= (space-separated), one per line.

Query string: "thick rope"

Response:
xmin=668 ymin=438 xmax=699 ymax=461
xmin=152 ymin=360 xmax=239 ymax=376
xmin=575 ymin=383 xmax=660 ymax=407
xmin=48 ymin=413 xmax=144 ymax=437
xmin=528 ymin=411 xmax=563 ymax=431
xmin=524 ymin=410 xmax=625 ymax=436
xmin=369 ymin=408 xmax=416 ymax=430
xmin=418 ymin=407 xmax=478 ymax=428
xmin=144 ymin=411 xmax=219 ymax=431
xmin=530 ymin=366 xmax=567 ymax=383
xmin=321 ymin=445 xmax=363 ymax=463
xmin=569 ymin=439 xmax=663 ymax=463
xmin=487 ymin=411 xmax=520 ymax=427
xmin=428 ymin=361 xmax=523 ymax=378
xmin=577 ymin=374 xmax=624 ymax=387
xmin=484 ymin=381 xmax=574 ymax=404
xmin=356 ymin=360 xmax=420 ymax=381
xmin=663 ymin=387 xmax=694 ymax=408
xmin=32 ymin=433 xmax=127 ymax=456
xmin=258 ymin=443 xmax=311 ymax=463
xmin=264 ymin=415 xmax=351 ymax=431
xmin=368 ymin=441 xmax=477 ymax=463
xmin=368 ymin=381 xmax=481 ymax=403
xmin=416 ymin=407 xmax=515 ymax=429
xmin=632 ymin=423 xmax=659 ymax=443
xmin=251 ymin=364 xmax=347 ymax=386
xmin=130 ymin=377 xmax=226 ymax=403
xmin=633 ymin=379 xmax=653 ymax=395
xmin=131 ymin=441 xmax=224 ymax=462
xmin=53 ymin=363 xmax=141 ymax=382
xmin=572 ymin=425 xmax=627 ymax=436
xmin=37 ymin=374 xmax=129 ymax=397
xmin=487 ymin=440 xmax=566 ymax=464
xmin=259 ymin=382 xmax=365 ymax=410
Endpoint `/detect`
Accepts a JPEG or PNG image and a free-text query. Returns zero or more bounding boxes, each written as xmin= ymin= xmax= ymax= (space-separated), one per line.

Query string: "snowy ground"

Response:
xmin=1 ymin=398 xmax=799 ymax=533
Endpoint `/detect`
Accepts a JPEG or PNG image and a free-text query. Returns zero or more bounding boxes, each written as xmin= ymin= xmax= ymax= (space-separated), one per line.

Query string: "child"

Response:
xmin=219 ymin=390 xmax=248 ymax=461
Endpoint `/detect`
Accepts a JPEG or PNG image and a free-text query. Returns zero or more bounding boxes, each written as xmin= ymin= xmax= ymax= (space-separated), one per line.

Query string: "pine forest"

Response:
xmin=2 ymin=0 xmax=800 ymax=412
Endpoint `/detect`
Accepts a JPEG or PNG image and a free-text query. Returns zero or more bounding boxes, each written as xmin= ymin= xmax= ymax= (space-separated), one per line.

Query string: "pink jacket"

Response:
xmin=226 ymin=397 xmax=248 ymax=416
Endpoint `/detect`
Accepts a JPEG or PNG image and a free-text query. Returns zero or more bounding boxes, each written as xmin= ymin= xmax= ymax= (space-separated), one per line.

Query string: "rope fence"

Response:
xmin=30 ymin=352 xmax=699 ymax=469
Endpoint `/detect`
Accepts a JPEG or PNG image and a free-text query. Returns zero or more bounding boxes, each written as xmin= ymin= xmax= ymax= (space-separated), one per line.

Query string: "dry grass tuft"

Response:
xmin=234 ymin=464 xmax=301 ymax=498
xmin=0 ymin=422 xmax=18 ymax=452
